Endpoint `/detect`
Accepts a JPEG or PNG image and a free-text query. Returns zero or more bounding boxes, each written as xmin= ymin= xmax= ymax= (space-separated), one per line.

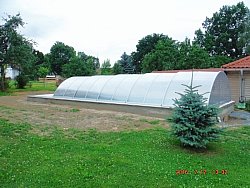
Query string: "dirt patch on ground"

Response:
xmin=0 ymin=91 xmax=169 ymax=131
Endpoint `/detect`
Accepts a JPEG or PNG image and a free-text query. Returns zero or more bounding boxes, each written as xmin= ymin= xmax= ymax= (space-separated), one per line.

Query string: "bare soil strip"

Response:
xmin=0 ymin=92 xmax=169 ymax=131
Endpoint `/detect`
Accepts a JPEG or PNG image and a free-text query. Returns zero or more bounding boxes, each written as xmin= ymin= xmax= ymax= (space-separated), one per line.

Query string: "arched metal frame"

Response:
xmin=53 ymin=72 xmax=232 ymax=108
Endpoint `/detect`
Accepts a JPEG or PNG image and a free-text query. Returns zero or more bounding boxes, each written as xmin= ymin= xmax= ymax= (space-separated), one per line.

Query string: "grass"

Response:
xmin=65 ymin=108 xmax=80 ymax=113
xmin=140 ymin=118 xmax=161 ymax=125
xmin=0 ymin=119 xmax=249 ymax=187
xmin=0 ymin=81 xmax=56 ymax=96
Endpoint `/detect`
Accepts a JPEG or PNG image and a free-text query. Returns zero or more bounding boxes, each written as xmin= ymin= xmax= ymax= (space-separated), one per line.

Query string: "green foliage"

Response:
xmin=38 ymin=66 xmax=49 ymax=79
xmin=0 ymin=78 xmax=10 ymax=90
xmin=48 ymin=41 xmax=76 ymax=75
xmin=131 ymin=33 xmax=169 ymax=73
xmin=30 ymin=50 xmax=49 ymax=80
xmin=48 ymin=49 xmax=99 ymax=78
xmin=15 ymin=74 xmax=28 ymax=89
xmin=117 ymin=52 xmax=134 ymax=74
xmin=142 ymin=38 xmax=215 ymax=73
xmin=78 ymin=52 xmax=100 ymax=71
xmin=62 ymin=56 xmax=97 ymax=78
xmin=239 ymin=11 xmax=250 ymax=55
xmin=0 ymin=81 xmax=56 ymax=96
xmin=0 ymin=14 xmax=36 ymax=91
xmin=142 ymin=37 xmax=178 ymax=72
xmin=177 ymin=38 xmax=213 ymax=69
xmin=0 ymin=119 xmax=250 ymax=187
xmin=171 ymin=79 xmax=221 ymax=149
xmin=194 ymin=2 xmax=250 ymax=58
xmin=140 ymin=118 xmax=160 ymax=125
xmin=101 ymin=59 xmax=112 ymax=75
xmin=210 ymin=55 xmax=233 ymax=68
xmin=112 ymin=62 xmax=122 ymax=75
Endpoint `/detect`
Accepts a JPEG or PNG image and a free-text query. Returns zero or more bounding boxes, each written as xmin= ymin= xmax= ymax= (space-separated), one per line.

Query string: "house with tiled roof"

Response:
xmin=222 ymin=56 xmax=250 ymax=103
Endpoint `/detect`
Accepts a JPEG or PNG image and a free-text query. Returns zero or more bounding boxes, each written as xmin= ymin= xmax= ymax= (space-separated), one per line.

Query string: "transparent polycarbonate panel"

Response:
xmin=54 ymin=77 xmax=76 ymax=97
xmin=74 ymin=76 xmax=99 ymax=99
xmin=64 ymin=77 xmax=85 ymax=98
xmin=53 ymin=71 xmax=230 ymax=108
xmin=112 ymin=74 xmax=140 ymax=102
xmin=162 ymin=72 xmax=218 ymax=107
xmin=209 ymin=72 xmax=231 ymax=105
xmin=191 ymin=72 xmax=218 ymax=103
xmin=127 ymin=73 xmax=157 ymax=103
xmin=144 ymin=73 xmax=176 ymax=106
xmin=99 ymin=75 xmax=128 ymax=101
xmin=86 ymin=76 xmax=113 ymax=100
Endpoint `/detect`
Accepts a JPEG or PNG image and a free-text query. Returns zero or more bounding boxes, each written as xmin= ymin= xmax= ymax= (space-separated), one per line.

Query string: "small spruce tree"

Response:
xmin=171 ymin=75 xmax=221 ymax=149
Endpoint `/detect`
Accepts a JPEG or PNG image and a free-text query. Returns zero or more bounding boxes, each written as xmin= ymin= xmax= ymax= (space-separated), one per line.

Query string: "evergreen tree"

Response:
xmin=118 ymin=52 xmax=134 ymax=74
xmin=171 ymin=74 xmax=221 ymax=149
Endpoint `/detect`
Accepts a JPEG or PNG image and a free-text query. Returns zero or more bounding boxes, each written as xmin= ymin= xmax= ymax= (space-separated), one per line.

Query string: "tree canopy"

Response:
xmin=101 ymin=59 xmax=112 ymax=75
xmin=117 ymin=52 xmax=134 ymax=74
xmin=131 ymin=33 xmax=169 ymax=73
xmin=141 ymin=38 xmax=217 ymax=73
xmin=0 ymin=14 xmax=35 ymax=90
xmin=48 ymin=42 xmax=76 ymax=75
xmin=62 ymin=55 xmax=97 ymax=78
xmin=194 ymin=2 xmax=250 ymax=58
xmin=112 ymin=62 xmax=122 ymax=75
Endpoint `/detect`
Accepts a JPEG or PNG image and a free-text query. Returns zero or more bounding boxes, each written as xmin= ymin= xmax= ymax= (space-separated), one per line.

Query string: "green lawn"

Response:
xmin=0 ymin=119 xmax=249 ymax=187
xmin=0 ymin=81 xmax=56 ymax=96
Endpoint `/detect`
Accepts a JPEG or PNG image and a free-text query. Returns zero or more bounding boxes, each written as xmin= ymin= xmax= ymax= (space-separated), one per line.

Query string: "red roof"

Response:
xmin=152 ymin=68 xmax=223 ymax=73
xmin=222 ymin=56 xmax=250 ymax=69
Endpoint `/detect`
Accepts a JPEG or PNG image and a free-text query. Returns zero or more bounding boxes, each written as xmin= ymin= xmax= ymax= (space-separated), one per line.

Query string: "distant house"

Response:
xmin=0 ymin=66 xmax=19 ymax=80
xmin=6 ymin=66 xmax=19 ymax=79
xmin=222 ymin=56 xmax=250 ymax=103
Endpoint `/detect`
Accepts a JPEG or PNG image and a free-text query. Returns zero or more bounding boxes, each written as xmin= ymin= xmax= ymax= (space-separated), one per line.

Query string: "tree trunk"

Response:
xmin=0 ymin=64 xmax=6 ymax=91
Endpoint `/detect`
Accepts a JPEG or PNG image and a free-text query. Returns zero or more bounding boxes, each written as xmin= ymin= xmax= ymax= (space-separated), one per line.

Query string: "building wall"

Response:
xmin=226 ymin=70 xmax=250 ymax=102
xmin=6 ymin=67 xmax=19 ymax=79
xmin=226 ymin=71 xmax=240 ymax=102
xmin=245 ymin=71 xmax=250 ymax=101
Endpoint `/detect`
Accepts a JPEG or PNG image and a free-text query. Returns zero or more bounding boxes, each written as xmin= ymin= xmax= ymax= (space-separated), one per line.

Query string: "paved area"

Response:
xmin=229 ymin=111 xmax=250 ymax=120
xmin=220 ymin=110 xmax=250 ymax=127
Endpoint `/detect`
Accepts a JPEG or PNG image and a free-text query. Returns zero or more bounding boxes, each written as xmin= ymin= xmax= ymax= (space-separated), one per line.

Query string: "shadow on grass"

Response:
xmin=157 ymin=130 xmax=223 ymax=156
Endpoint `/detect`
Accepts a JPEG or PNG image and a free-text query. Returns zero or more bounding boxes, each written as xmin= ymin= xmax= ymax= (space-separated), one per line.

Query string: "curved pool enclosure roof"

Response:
xmin=53 ymin=71 xmax=231 ymax=108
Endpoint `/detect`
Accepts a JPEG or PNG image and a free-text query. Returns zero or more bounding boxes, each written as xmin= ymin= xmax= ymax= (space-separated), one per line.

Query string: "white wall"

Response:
xmin=6 ymin=67 xmax=19 ymax=79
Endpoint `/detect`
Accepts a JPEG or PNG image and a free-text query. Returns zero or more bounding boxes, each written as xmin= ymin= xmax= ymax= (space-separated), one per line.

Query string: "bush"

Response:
xmin=0 ymin=77 xmax=10 ymax=90
xmin=171 ymin=80 xmax=221 ymax=149
xmin=246 ymin=100 xmax=250 ymax=111
xmin=15 ymin=74 xmax=29 ymax=89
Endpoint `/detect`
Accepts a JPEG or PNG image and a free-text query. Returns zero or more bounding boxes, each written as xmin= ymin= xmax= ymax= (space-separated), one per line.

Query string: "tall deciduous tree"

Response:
xmin=131 ymin=33 xmax=168 ymax=73
xmin=142 ymin=37 xmax=178 ymax=72
xmin=101 ymin=59 xmax=112 ymax=75
xmin=178 ymin=38 xmax=212 ymax=69
xmin=142 ymin=36 xmax=231 ymax=73
xmin=194 ymin=2 xmax=250 ymax=58
xmin=38 ymin=66 xmax=49 ymax=86
xmin=49 ymin=41 xmax=76 ymax=75
xmin=61 ymin=54 xmax=98 ymax=78
xmin=0 ymin=14 xmax=35 ymax=91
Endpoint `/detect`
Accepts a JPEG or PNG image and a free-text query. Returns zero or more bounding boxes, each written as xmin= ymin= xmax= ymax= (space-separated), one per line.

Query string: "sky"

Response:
xmin=1 ymin=0 xmax=250 ymax=64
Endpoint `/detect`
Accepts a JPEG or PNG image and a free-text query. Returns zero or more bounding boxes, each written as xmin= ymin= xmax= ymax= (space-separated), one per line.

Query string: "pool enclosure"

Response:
xmin=53 ymin=71 xmax=231 ymax=108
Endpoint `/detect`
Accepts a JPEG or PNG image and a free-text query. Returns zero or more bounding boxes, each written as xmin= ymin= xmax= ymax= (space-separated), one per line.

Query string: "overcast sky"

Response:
xmin=1 ymin=0 xmax=250 ymax=64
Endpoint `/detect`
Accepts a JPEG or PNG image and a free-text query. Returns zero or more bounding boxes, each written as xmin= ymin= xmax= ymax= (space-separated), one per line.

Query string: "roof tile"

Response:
xmin=222 ymin=56 xmax=250 ymax=69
